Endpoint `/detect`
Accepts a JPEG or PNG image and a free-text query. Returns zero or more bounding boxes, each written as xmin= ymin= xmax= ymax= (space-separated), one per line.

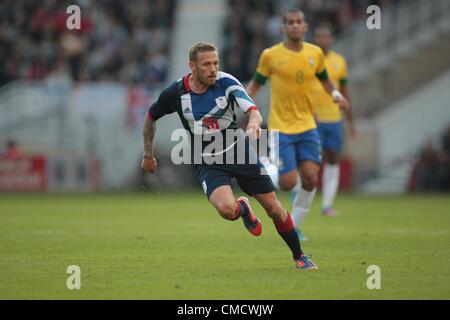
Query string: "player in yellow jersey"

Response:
xmin=246 ymin=9 xmax=350 ymax=240
xmin=311 ymin=23 xmax=356 ymax=217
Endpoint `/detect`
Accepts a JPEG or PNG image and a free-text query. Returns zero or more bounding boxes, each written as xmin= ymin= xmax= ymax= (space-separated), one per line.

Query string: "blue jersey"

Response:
xmin=148 ymin=71 xmax=258 ymax=164
xmin=148 ymin=71 xmax=256 ymax=131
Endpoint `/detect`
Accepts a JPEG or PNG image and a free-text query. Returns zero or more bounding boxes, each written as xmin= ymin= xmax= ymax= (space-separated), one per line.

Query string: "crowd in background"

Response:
xmin=0 ymin=0 xmax=176 ymax=88
xmin=222 ymin=0 xmax=402 ymax=82
xmin=409 ymin=125 xmax=450 ymax=192
xmin=1 ymin=0 xmax=404 ymax=88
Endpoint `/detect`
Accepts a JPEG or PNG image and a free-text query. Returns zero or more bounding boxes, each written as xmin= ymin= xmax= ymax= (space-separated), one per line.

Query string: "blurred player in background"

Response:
xmin=246 ymin=9 xmax=350 ymax=240
xmin=311 ymin=23 xmax=355 ymax=217
xmin=1 ymin=139 xmax=22 ymax=160
xmin=141 ymin=41 xmax=318 ymax=269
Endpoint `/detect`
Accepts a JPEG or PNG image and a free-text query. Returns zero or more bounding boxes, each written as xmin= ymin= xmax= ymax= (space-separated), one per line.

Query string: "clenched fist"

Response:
xmin=245 ymin=123 xmax=262 ymax=140
xmin=332 ymin=90 xmax=350 ymax=112
xmin=141 ymin=156 xmax=157 ymax=173
xmin=335 ymin=96 xmax=350 ymax=112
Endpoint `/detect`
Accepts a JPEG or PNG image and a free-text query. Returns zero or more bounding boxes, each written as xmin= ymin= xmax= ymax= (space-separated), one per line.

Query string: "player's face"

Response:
xmin=283 ymin=12 xmax=308 ymax=42
xmin=190 ymin=50 xmax=219 ymax=87
xmin=314 ymin=29 xmax=333 ymax=52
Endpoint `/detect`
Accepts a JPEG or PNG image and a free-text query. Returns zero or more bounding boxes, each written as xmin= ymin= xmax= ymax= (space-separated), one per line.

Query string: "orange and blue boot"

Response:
xmin=295 ymin=255 xmax=318 ymax=270
xmin=237 ymin=196 xmax=262 ymax=236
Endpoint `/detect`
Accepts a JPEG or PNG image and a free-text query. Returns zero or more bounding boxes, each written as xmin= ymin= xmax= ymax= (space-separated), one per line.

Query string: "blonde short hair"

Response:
xmin=189 ymin=41 xmax=217 ymax=62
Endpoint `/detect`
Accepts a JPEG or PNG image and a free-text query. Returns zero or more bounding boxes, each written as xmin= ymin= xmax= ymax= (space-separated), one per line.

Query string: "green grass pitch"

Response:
xmin=0 ymin=192 xmax=449 ymax=299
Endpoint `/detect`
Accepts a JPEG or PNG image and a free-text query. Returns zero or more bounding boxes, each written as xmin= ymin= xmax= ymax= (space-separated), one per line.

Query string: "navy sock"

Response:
xmin=275 ymin=214 xmax=303 ymax=260
xmin=278 ymin=230 xmax=303 ymax=260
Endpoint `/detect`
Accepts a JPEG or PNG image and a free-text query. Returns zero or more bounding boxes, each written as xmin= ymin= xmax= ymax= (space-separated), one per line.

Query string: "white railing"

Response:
xmin=0 ymin=80 xmax=70 ymax=134
xmin=0 ymin=81 xmax=137 ymax=190
xmin=334 ymin=0 xmax=450 ymax=80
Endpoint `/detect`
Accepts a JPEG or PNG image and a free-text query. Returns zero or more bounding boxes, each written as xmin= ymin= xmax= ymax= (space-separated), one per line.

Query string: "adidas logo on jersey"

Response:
xmin=183 ymin=106 xmax=191 ymax=113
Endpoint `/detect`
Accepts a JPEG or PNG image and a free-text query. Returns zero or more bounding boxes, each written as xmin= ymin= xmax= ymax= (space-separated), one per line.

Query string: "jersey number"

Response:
xmin=203 ymin=117 xmax=219 ymax=130
xmin=296 ymin=70 xmax=304 ymax=84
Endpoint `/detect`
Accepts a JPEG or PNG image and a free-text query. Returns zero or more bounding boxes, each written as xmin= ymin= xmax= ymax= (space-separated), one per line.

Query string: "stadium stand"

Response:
xmin=169 ymin=0 xmax=226 ymax=80
xmin=359 ymin=68 xmax=450 ymax=193
xmin=334 ymin=0 xmax=450 ymax=117
xmin=0 ymin=0 xmax=178 ymax=191
xmin=222 ymin=0 xmax=403 ymax=82
xmin=0 ymin=0 xmax=176 ymax=87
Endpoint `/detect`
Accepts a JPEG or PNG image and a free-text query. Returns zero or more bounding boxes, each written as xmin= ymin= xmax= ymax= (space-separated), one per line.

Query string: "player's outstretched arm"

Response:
xmin=141 ymin=115 xmax=158 ymax=173
xmin=245 ymin=108 xmax=263 ymax=140
xmin=246 ymin=80 xmax=262 ymax=102
xmin=320 ymin=78 xmax=350 ymax=112
xmin=341 ymin=85 xmax=356 ymax=138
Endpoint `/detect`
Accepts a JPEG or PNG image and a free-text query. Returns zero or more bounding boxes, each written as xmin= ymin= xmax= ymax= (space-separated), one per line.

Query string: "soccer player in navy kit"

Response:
xmin=141 ymin=41 xmax=317 ymax=269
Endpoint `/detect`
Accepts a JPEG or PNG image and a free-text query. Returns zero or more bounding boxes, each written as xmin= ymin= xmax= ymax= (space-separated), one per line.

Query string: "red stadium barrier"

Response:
xmin=0 ymin=156 xmax=48 ymax=192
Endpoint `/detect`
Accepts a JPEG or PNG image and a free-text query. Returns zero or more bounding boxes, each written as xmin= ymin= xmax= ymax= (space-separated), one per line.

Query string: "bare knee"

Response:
xmin=301 ymin=173 xmax=318 ymax=191
xmin=323 ymin=149 xmax=339 ymax=164
xmin=279 ymin=175 xmax=297 ymax=191
xmin=216 ymin=201 xmax=237 ymax=220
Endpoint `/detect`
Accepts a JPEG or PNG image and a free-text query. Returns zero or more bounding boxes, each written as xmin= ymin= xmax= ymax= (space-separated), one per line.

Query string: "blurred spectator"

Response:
xmin=439 ymin=126 xmax=450 ymax=190
xmin=1 ymin=140 xmax=22 ymax=160
xmin=222 ymin=0 xmax=403 ymax=82
xmin=0 ymin=0 xmax=176 ymax=88
xmin=409 ymin=126 xmax=450 ymax=192
xmin=442 ymin=125 xmax=450 ymax=157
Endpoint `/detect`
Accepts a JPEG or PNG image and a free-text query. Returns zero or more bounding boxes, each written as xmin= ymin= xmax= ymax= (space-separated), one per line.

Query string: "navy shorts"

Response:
xmin=195 ymin=161 xmax=275 ymax=199
xmin=317 ymin=121 xmax=344 ymax=153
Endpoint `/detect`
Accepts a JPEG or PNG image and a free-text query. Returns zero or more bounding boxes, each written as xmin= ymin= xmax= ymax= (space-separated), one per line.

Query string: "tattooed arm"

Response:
xmin=141 ymin=115 xmax=158 ymax=173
